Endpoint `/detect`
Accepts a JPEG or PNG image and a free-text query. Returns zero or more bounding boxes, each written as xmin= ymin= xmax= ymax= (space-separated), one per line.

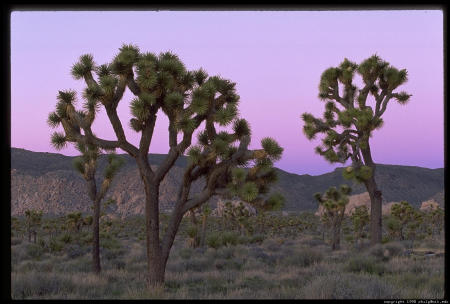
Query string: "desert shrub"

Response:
xmin=346 ymin=256 xmax=385 ymax=275
xmin=49 ymin=238 xmax=64 ymax=253
xmin=111 ymin=260 xmax=126 ymax=270
xmin=239 ymin=275 xmax=269 ymax=291
xmin=221 ymin=231 xmax=239 ymax=246
xmin=427 ymin=275 xmax=444 ymax=296
xmin=249 ymin=234 xmax=265 ymax=244
xmin=80 ymin=233 xmax=93 ymax=245
xmin=300 ymin=273 xmax=397 ymax=299
xmin=263 ymin=239 xmax=281 ymax=252
xmin=367 ymin=244 xmax=389 ymax=261
xmin=206 ymin=232 xmax=222 ymax=249
xmin=237 ymin=235 xmax=250 ymax=245
xmin=11 ymin=238 xmax=22 ymax=246
xmin=100 ymin=237 xmax=120 ymax=250
xmin=205 ymin=277 xmax=229 ymax=294
xmin=183 ymin=257 xmax=213 ymax=272
xmin=397 ymin=273 xmax=429 ymax=289
xmin=179 ymin=247 xmax=193 ymax=260
xmin=215 ymin=258 xmax=245 ymax=271
xmin=11 ymin=271 xmax=75 ymax=299
xmin=59 ymin=233 xmax=72 ymax=244
xmin=216 ymin=246 xmax=235 ymax=260
xmin=302 ymin=238 xmax=326 ymax=247
xmin=66 ymin=244 xmax=85 ymax=259
xmin=384 ymin=242 xmax=404 ymax=257
xmin=37 ymin=238 xmax=46 ymax=249
xmin=25 ymin=244 xmax=44 ymax=259
xmin=101 ymin=247 xmax=125 ymax=260
xmin=280 ymin=247 xmax=323 ymax=268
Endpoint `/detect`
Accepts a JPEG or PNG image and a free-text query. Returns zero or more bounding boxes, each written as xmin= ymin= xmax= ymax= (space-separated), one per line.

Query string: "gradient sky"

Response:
xmin=11 ymin=10 xmax=444 ymax=175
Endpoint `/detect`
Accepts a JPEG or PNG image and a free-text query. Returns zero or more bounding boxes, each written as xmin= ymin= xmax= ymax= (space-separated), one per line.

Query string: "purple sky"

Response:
xmin=11 ymin=10 xmax=444 ymax=175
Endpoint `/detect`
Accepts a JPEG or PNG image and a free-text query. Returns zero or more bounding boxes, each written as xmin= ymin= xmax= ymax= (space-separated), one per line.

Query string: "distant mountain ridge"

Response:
xmin=10 ymin=148 xmax=444 ymax=216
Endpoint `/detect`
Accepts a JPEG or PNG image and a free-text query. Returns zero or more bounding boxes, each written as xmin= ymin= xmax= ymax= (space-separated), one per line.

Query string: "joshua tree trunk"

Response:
xmin=361 ymin=146 xmax=383 ymax=246
xmin=140 ymin=162 xmax=166 ymax=286
xmin=200 ymin=213 xmax=207 ymax=247
xmin=87 ymin=179 xmax=101 ymax=274
xmin=331 ymin=219 xmax=341 ymax=251
xmin=93 ymin=198 xmax=101 ymax=273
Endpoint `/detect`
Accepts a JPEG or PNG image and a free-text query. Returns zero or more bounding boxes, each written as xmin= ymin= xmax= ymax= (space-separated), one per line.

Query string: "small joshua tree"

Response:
xmin=302 ymin=55 xmax=411 ymax=246
xmin=425 ymin=205 xmax=444 ymax=238
xmin=350 ymin=205 xmax=370 ymax=247
xmin=47 ymin=44 xmax=283 ymax=285
xmin=314 ymin=185 xmax=352 ymax=250
xmin=66 ymin=211 xmax=83 ymax=233
xmin=71 ymin=144 xmax=124 ymax=273
xmin=390 ymin=201 xmax=421 ymax=241
xmin=24 ymin=209 xmax=43 ymax=243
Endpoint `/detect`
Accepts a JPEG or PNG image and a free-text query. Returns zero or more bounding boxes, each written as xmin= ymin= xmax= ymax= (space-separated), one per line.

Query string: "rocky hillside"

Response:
xmin=11 ymin=148 xmax=444 ymax=216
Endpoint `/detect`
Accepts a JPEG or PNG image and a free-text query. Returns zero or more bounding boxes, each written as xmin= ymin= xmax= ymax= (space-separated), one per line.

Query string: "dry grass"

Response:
xmin=11 ymin=221 xmax=445 ymax=299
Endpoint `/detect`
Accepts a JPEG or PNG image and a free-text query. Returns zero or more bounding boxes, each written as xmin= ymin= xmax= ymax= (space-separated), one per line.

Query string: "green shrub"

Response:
xmin=368 ymin=244 xmax=389 ymax=261
xmin=346 ymin=256 xmax=385 ymax=275
xmin=37 ymin=239 xmax=46 ymax=249
xmin=249 ymin=234 xmax=265 ymax=244
xmin=216 ymin=246 xmax=234 ymax=260
xmin=300 ymin=273 xmax=397 ymax=299
xmin=59 ymin=233 xmax=72 ymax=244
xmin=49 ymin=239 xmax=64 ymax=253
xmin=206 ymin=233 xmax=222 ymax=249
xmin=11 ymin=238 xmax=22 ymax=246
xmin=101 ymin=237 xmax=120 ymax=250
xmin=66 ymin=244 xmax=86 ymax=259
xmin=221 ymin=231 xmax=239 ymax=246
xmin=179 ymin=247 xmax=193 ymax=260
xmin=280 ymin=248 xmax=323 ymax=267
xmin=25 ymin=244 xmax=44 ymax=259
xmin=384 ymin=242 xmax=404 ymax=257
xmin=237 ymin=235 xmax=250 ymax=245
xmin=240 ymin=276 xmax=269 ymax=291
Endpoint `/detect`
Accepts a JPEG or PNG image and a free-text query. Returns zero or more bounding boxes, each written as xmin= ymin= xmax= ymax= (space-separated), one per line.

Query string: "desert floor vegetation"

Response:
xmin=11 ymin=212 xmax=444 ymax=299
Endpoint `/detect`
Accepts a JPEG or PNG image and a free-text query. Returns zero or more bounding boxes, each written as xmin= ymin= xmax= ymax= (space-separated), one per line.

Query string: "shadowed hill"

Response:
xmin=11 ymin=148 xmax=443 ymax=215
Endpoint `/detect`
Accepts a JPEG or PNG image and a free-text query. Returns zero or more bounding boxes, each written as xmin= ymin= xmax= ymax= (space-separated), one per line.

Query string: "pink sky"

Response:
xmin=11 ymin=10 xmax=444 ymax=175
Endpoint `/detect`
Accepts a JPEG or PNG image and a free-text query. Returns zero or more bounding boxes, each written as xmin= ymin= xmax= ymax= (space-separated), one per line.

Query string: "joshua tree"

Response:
xmin=302 ymin=55 xmax=411 ymax=245
xmin=24 ymin=209 xmax=43 ymax=243
xmin=390 ymin=201 xmax=421 ymax=241
xmin=82 ymin=215 xmax=93 ymax=232
xmin=47 ymin=44 xmax=283 ymax=286
xmin=425 ymin=205 xmax=444 ymax=238
xmin=66 ymin=211 xmax=83 ymax=233
xmin=314 ymin=185 xmax=352 ymax=250
xmin=350 ymin=205 xmax=370 ymax=247
xmin=71 ymin=144 xmax=124 ymax=273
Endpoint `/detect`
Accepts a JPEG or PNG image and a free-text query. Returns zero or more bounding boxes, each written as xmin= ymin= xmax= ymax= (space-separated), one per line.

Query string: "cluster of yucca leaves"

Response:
xmin=48 ymin=44 xmax=284 ymax=236
xmin=71 ymin=141 xmax=125 ymax=196
xmin=301 ymin=55 xmax=411 ymax=183
xmin=314 ymin=185 xmax=352 ymax=219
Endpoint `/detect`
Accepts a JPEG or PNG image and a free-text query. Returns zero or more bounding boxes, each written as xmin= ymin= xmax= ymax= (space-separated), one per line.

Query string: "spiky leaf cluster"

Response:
xmin=342 ymin=165 xmax=373 ymax=183
xmin=314 ymin=185 xmax=352 ymax=217
xmin=302 ymin=55 xmax=411 ymax=174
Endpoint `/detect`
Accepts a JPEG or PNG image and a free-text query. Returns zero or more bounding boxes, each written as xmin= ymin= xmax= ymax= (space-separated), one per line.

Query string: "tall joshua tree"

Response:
xmin=314 ymin=185 xmax=352 ymax=250
xmin=302 ymin=55 xmax=411 ymax=245
xmin=72 ymin=143 xmax=124 ymax=273
xmin=47 ymin=44 xmax=283 ymax=286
